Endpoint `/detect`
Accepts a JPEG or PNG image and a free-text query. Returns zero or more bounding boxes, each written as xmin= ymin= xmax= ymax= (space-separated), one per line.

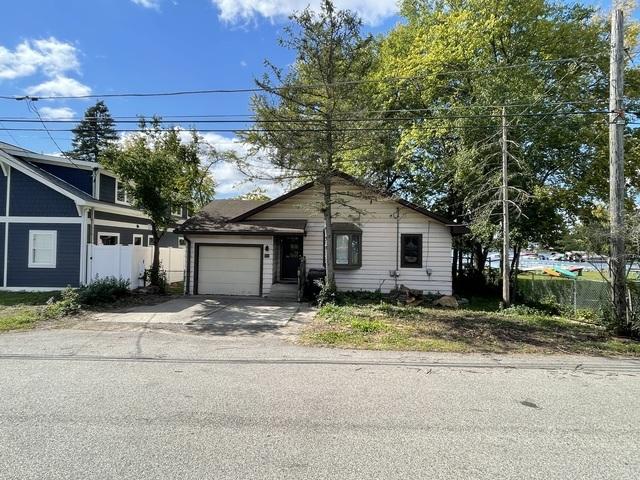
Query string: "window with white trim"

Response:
xmin=178 ymin=236 xmax=186 ymax=248
xmin=171 ymin=205 xmax=182 ymax=217
xmin=148 ymin=235 xmax=155 ymax=246
xmin=132 ymin=234 xmax=143 ymax=246
xmin=28 ymin=230 xmax=57 ymax=268
xmin=115 ymin=180 xmax=130 ymax=205
xmin=98 ymin=232 xmax=120 ymax=245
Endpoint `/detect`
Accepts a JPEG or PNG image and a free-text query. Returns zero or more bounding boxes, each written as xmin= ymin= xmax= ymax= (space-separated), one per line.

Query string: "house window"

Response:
xmin=148 ymin=235 xmax=155 ymax=246
xmin=178 ymin=236 xmax=186 ymax=248
xmin=28 ymin=230 xmax=57 ymax=268
xmin=98 ymin=232 xmax=120 ymax=245
xmin=115 ymin=180 xmax=130 ymax=205
xmin=332 ymin=224 xmax=362 ymax=269
xmin=401 ymin=234 xmax=423 ymax=268
xmin=132 ymin=234 xmax=143 ymax=246
xmin=171 ymin=205 xmax=182 ymax=217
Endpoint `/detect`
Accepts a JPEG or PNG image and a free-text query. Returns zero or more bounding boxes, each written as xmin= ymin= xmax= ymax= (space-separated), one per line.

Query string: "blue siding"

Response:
xmin=32 ymin=162 xmax=93 ymax=194
xmin=7 ymin=223 xmax=81 ymax=288
xmin=0 ymin=223 xmax=5 ymax=283
xmin=99 ymin=174 xmax=116 ymax=203
xmin=10 ymin=170 xmax=79 ymax=217
xmin=93 ymin=225 xmax=182 ymax=247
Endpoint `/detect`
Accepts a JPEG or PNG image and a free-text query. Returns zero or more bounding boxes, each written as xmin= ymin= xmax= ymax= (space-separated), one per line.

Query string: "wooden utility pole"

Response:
xmin=501 ymin=106 xmax=510 ymax=307
xmin=609 ymin=7 xmax=627 ymax=327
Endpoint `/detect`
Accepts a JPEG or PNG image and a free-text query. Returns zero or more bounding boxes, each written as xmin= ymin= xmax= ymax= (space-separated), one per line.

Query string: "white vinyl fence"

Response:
xmin=87 ymin=245 xmax=185 ymax=288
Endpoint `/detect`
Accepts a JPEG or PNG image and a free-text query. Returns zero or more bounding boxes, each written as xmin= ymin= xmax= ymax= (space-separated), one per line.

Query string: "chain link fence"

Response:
xmin=517 ymin=274 xmax=610 ymax=312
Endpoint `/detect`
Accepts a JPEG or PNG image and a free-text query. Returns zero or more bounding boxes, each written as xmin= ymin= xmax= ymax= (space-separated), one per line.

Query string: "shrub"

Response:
xmin=142 ymin=265 xmax=168 ymax=294
xmin=78 ymin=277 xmax=130 ymax=305
xmin=41 ymin=287 xmax=81 ymax=319
xmin=316 ymin=281 xmax=337 ymax=307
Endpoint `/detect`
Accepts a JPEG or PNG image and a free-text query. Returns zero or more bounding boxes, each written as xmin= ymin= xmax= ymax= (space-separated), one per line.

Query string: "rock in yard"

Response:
xmin=432 ymin=295 xmax=459 ymax=308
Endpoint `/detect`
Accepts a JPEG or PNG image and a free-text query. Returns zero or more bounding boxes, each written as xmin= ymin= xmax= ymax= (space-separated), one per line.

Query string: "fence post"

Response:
xmin=572 ymin=280 xmax=577 ymax=317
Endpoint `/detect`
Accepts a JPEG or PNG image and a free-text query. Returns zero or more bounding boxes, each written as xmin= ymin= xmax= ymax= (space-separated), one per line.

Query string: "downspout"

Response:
xmin=87 ymin=207 xmax=95 ymax=284
xmin=184 ymin=238 xmax=192 ymax=295
xmin=394 ymin=207 xmax=400 ymax=289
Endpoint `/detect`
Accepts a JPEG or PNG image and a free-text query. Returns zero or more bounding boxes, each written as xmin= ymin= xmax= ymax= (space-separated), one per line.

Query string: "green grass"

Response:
xmin=301 ymin=301 xmax=640 ymax=356
xmin=0 ymin=290 xmax=59 ymax=306
xmin=518 ymin=271 xmax=608 ymax=282
xmin=0 ymin=291 xmax=59 ymax=332
xmin=167 ymin=281 xmax=185 ymax=295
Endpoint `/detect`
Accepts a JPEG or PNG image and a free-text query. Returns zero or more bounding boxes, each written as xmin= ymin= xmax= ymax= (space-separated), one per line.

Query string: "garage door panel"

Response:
xmin=197 ymin=245 xmax=261 ymax=296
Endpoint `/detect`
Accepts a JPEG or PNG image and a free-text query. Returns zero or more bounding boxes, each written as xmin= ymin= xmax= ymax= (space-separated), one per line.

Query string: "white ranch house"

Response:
xmin=177 ymin=173 xmax=464 ymax=299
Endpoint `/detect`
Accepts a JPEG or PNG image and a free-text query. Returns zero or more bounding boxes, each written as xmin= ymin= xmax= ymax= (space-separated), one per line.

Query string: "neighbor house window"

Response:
xmin=148 ymin=235 xmax=155 ymax=246
xmin=98 ymin=232 xmax=120 ymax=245
xmin=28 ymin=230 xmax=57 ymax=268
xmin=401 ymin=234 xmax=422 ymax=268
xmin=171 ymin=205 xmax=182 ymax=217
xmin=178 ymin=236 xmax=186 ymax=248
xmin=132 ymin=234 xmax=143 ymax=246
xmin=331 ymin=223 xmax=362 ymax=269
xmin=115 ymin=180 xmax=130 ymax=204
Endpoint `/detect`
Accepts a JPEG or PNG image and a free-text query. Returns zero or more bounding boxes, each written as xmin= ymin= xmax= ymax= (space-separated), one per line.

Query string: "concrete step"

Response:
xmin=268 ymin=283 xmax=299 ymax=301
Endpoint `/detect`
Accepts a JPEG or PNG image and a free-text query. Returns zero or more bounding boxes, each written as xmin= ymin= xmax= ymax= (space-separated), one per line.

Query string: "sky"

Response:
xmin=0 ymin=0 xmax=630 ymax=198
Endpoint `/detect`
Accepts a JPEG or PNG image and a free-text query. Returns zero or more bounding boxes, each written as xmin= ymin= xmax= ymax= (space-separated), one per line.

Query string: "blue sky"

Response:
xmin=0 ymin=0 xmax=630 ymax=197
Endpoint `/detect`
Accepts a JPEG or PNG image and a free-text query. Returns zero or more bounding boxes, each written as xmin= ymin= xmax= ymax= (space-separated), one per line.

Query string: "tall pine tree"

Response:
xmin=68 ymin=101 xmax=118 ymax=162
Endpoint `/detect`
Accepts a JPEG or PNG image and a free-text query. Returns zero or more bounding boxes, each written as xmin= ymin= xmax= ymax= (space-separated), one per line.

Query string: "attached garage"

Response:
xmin=195 ymin=244 xmax=263 ymax=296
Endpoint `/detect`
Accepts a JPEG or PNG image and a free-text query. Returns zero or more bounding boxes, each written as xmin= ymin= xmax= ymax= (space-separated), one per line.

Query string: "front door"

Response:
xmin=280 ymin=236 xmax=303 ymax=281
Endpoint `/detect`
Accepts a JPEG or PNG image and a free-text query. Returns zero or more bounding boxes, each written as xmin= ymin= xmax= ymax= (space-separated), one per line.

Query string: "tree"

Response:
xmin=101 ymin=119 xmax=217 ymax=287
xmin=236 ymin=187 xmax=271 ymax=201
xmin=239 ymin=0 xmax=375 ymax=291
xmin=68 ymin=101 xmax=118 ymax=162
xmin=358 ymin=0 xmax=639 ymax=289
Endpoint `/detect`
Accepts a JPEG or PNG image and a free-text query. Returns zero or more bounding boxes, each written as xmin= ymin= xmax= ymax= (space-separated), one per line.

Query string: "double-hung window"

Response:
xmin=28 ymin=230 xmax=57 ymax=268
xmin=115 ymin=180 xmax=130 ymax=205
xmin=331 ymin=223 xmax=362 ymax=269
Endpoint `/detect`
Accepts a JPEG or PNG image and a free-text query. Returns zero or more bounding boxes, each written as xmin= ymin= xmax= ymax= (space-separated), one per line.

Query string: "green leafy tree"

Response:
xmin=236 ymin=187 xmax=271 ymax=201
xmin=68 ymin=101 xmax=118 ymax=162
xmin=357 ymin=0 xmax=639 ymax=282
xmin=102 ymin=119 xmax=216 ymax=286
xmin=239 ymin=0 xmax=375 ymax=290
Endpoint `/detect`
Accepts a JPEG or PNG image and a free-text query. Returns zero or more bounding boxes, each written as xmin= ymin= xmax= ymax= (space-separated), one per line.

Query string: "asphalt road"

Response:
xmin=0 ymin=327 xmax=639 ymax=480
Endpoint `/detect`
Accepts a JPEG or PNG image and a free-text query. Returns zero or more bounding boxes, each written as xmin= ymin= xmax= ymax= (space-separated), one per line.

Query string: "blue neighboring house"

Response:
xmin=0 ymin=141 xmax=186 ymax=291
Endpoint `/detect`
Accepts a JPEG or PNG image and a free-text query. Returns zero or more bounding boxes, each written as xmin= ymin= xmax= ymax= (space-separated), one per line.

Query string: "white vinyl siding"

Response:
xmin=28 ymin=230 xmax=57 ymax=268
xmin=197 ymin=245 xmax=261 ymax=296
xmin=186 ymin=235 xmax=273 ymax=296
xmin=245 ymin=179 xmax=453 ymax=294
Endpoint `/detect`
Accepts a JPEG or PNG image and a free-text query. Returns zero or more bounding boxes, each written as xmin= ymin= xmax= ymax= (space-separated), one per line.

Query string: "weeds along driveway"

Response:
xmin=89 ymin=296 xmax=302 ymax=337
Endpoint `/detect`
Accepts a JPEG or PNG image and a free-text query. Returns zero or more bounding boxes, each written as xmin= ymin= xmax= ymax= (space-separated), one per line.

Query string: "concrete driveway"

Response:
xmin=92 ymin=296 xmax=300 ymax=336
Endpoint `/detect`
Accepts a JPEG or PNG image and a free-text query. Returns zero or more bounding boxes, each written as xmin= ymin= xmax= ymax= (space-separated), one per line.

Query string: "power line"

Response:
xmin=0 ymin=110 xmax=611 ymax=126
xmin=0 ymin=100 xmax=608 ymax=122
xmin=25 ymin=99 xmax=81 ymax=168
xmin=0 ymin=56 xmax=604 ymax=101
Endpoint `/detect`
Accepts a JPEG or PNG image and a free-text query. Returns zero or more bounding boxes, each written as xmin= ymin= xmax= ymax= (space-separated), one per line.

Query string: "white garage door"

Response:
xmin=197 ymin=245 xmax=261 ymax=296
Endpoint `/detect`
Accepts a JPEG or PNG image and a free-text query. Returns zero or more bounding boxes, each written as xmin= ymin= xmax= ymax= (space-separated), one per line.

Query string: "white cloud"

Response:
xmin=198 ymin=132 xmax=285 ymax=199
xmin=240 ymin=60 xmax=248 ymax=67
xmin=131 ymin=0 xmax=161 ymax=9
xmin=26 ymin=75 xmax=91 ymax=97
xmin=0 ymin=37 xmax=80 ymax=80
xmin=210 ymin=0 xmax=398 ymax=25
xmin=39 ymin=106 xmax=76 ymax=120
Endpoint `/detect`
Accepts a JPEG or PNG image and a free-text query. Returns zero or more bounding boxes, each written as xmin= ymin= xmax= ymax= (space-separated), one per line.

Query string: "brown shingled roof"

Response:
xmin=178 ymin=199 xmax=308 ymax=234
